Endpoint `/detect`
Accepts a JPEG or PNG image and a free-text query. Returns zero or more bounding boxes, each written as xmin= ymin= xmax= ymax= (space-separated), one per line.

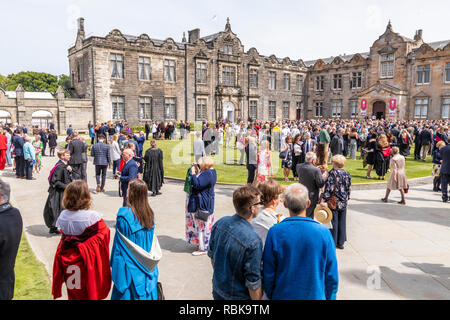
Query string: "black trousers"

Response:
xmin=247 ymin=165 xmax=257 ymax=184
xmin=25 ymin=159 xmax=33 ymax=180
xmin=414 ymin=142 xmax=421 ymax=160
xmin=95 ymin=165 xmax=108 ymax=190
xmin=15 ymin=155 xmax=25 ymax=177
xmin=292 ymin=155 xmax=302 ymax=178
xmin=441 ymin=173 xmax=450 ymax=201
xmin=145 ymin=132 xmax=150 ymax=140
xmin=330 ymin=207 xmax=347 ymax=247
xmin=42 ymin=142 xmax=47 ymax=156
xmin=71 ymin=164 xmax=83 ymax=180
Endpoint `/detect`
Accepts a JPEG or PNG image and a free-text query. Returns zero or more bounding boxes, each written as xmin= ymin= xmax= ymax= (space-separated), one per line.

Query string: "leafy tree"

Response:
xmin=0 ymin=71 xmax=71 ymax=97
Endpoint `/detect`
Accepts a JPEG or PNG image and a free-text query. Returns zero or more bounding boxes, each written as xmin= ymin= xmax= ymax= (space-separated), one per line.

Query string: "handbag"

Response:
xmin=195 ymin=209 xmax=210 ymax=222
xmin=279 ymin=150 xmax=287 ymax=159
xmin=404 ymin=184 xmax=409 ymax=194
xmin=326 ymin=171 xmax=339 ymax=210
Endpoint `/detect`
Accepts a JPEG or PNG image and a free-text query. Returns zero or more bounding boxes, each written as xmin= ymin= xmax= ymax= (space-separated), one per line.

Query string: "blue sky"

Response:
xmin=1 ymin=0 xmax=449 ymax=75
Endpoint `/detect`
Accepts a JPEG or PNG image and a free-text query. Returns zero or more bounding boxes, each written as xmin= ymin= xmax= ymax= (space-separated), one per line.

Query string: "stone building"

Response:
xmin=68 ymin=18 xmax=450 ymax=124
xmin=0 ymin=84 xmax=92 ymax=132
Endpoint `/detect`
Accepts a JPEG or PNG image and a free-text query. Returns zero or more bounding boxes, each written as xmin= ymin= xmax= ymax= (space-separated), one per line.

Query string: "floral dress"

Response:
xmin=33 ymin=140 xmax=43 ymax=171
xmin=257 ymin=150 xmax=273 ymax=183
xmin=185 ymin=195 xmax=214 ymax=251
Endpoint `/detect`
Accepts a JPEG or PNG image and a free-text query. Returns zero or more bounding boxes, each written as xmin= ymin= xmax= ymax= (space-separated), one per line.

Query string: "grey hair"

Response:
xmin=305 ymin=152 xmax=317 ymax=163
xmin=0 ymin=179 xmax=11 ymax=203
xmin=284 ymin=183 xmax=309 ymax=214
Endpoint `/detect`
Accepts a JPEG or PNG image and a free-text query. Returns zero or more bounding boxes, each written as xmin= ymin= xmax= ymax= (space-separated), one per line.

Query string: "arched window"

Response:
xmin=32 ymin=110 xmax=53 ymax=129
xmin=0 ymin=110 xmax=12 ymax=124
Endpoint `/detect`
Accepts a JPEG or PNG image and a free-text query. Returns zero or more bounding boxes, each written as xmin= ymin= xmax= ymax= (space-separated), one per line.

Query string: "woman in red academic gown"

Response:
xmin=52 ymin=180 xmax=111 ymax=300
xmin=0 ymin=130 xmax=8 ymax=170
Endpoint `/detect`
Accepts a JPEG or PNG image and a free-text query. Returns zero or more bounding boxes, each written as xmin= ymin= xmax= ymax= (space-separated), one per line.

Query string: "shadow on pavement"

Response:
xmin=158 ymin=235 xmax=197 ymax=253
xmin=26 ymin=224 xmax=60 ymax=238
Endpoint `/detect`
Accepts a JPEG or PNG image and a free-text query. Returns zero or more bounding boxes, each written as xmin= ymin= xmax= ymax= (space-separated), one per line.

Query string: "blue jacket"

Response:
xmin=440 ymin=144 xmax=450 ymax=175
xmin=91 ymin=142 xmax=111 ymax=166
xmin=134 ymin=135 xmax=145 ymax=152
xmin=187 ymin=169 xmax=217 ymax=214
xmin=208 ymin=214 xmax=263 ymax=300
xmin=12 ymin=135 xmax=24 ymax=156
xmin=263 ymin=217 xmax=339 ymax=300
xmin=110 ymin=207 xmax=158 ymax=300
xmin=120 ymin=159 xmax=139 ymax=196
xmin=23 ymin=142 xmax=36 ymax=161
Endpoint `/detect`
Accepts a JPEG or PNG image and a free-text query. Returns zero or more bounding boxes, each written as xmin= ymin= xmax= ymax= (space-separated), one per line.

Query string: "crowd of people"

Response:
xmin=1 ymin=116 xmax=449 ymax=301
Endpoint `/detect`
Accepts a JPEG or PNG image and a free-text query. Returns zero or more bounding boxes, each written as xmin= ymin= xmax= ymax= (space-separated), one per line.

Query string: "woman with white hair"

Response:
xmin=23 ymin=136 xmax=36 ymax=180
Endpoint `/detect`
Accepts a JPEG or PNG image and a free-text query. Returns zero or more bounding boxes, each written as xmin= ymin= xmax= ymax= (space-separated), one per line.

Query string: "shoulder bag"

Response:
xmin=326 ymin=171 xmax=339 ymax=210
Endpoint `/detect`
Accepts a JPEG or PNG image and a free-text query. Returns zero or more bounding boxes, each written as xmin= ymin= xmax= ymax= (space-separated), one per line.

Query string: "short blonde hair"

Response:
xmin=199 ymin=156 xmax=214 ymax=170
xmin=331 ymin=155 xmax=346 ymax=169
xmin=391 ymin=146 xmax=400 ymax=155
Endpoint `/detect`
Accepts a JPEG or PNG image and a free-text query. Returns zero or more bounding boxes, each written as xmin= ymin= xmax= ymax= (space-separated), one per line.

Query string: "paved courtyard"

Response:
xmin=2 ymin=154 xmax=450 ymax=300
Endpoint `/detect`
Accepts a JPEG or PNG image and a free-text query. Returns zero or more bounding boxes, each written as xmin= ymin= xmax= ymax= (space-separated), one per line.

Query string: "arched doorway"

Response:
xmin=372 ymin=101 xmax=386 ymax=120
xmin=32 ymin=110 xmax=53 ymax=129
xmin=222 ymin=102 xmax=235 ymax=122
xmin=0 ymin=110 xmax=12 ymax=124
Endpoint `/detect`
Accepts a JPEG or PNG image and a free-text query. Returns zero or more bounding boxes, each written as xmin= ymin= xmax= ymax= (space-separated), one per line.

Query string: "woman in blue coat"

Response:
xmin=110 ymin=179 xmax=159 ymax=300
xmin=185 ymin=156 xmax=217 ymax=256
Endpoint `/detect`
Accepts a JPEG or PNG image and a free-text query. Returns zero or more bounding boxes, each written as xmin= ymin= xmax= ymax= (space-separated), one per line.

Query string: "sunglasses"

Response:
xmin=250 ymin=200 xmax=264 ymax=208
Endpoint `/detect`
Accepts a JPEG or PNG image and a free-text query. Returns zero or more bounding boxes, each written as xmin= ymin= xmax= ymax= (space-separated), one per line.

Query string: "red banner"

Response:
xmin=361 ymin=100 xmax=367 ymax=116
xmin=389 ymin=99 xmax=396 ymax=116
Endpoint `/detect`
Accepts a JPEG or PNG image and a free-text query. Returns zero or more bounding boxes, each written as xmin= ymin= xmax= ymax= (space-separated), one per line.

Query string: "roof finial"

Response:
xmin=182 ymin=32 xmax=186 ymax=43
xmin=387 ymin=19 xmax=392 ymax=30
xmin=225 ymin=17 xmax=231 ymax=31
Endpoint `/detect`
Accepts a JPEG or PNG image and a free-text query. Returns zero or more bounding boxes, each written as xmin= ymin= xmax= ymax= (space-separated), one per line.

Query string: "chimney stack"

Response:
xmin=78 ymin=17 xmax=85 ymax=40
xmin=188 ymin=28 xmax=200 ymax=44
xmin=414 ymin=29 xmax=423 ymax=41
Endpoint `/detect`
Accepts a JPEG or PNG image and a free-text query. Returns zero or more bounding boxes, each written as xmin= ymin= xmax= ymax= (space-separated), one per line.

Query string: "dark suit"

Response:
xmin=68 ymin=139 xmax=85 ymax=179
xmin=12 ymin=135 xmax=25 ymax=177
xmin=39 ymin=130 xmax=48 ymax=156
xmin=120 ymin=159 xmax=139 ymax=206
xmin=440 ymin=144 xmax=450 ymax=201
xmin=330 ymin=135 xmax=344 ymax=156
xmin=296 ymin=162 xmax=325 ymax=218
xmin=0 ymin=203 xmax=22 ymax=300
xmin=245 ymin=144 xmax=257 ymax=184
xmin=91 ymin=142 xmax=111 ymax=190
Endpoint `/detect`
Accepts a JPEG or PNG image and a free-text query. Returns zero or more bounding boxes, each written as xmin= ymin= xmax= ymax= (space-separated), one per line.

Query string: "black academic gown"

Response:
xmin=143 ymin=147 xmax=164 ymax=194
xmin=43 ymin=161 xmax=72 ymax=229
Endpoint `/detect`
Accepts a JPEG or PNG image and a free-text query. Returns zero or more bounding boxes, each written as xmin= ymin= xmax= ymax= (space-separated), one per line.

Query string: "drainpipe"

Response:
xmin=91 ymin=47 xmax=97 ymax=124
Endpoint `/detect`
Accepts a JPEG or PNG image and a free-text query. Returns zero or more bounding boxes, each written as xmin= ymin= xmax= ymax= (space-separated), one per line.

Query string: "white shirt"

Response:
xmin=56 ymin=210 xmax=103 ymax=236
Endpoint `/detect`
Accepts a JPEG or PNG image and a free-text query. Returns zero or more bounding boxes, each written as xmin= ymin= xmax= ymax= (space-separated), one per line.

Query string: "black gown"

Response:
xmin=143 ymin=147 xmax=164 ymax=194
xmin=43 ymin=160 xmax=72 ymax=229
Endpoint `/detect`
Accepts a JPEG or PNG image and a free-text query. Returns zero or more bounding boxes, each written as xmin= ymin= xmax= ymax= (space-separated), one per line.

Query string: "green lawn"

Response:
xmin=145 ymin=136 xmax=433 ymax=185
xmin=13 ymin=233 xmax=52 ymax=300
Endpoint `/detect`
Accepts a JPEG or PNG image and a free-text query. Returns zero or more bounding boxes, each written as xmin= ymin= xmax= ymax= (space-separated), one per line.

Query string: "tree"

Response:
xmin=0 ymin=71 xmax=71 ymax=97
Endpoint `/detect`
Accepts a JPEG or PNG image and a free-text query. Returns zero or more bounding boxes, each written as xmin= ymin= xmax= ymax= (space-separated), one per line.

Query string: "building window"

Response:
xmin=333 ymin=74 xmax=342 ymax=90
xmin=351 ymin=72 xmax=362 ymax=89
xmin=164 ymin=60 xmax=176 ymax=82
xmin=283 ymin=73 xmax=290 ymax=91
xmin=443 ymin=98 xmax=450 ymax=119
xmin=296 ymin=75 xmax=303 ymax=91
xmin=269 ymin=71 xmax=276 ymax=90
xmin=249 ymin=100 xmax=257 ymax=120
xmin=332 ymin=101 xmax=342 ymax=117
xmin=164 ymin=98 xmax=176 ymax=119
xmin=196 ymin=62 xmax=207 ymax=84
xmin=268 ymin=101 xmax=276 ymax=120
xmin=445 ymin=63 xmax=450 ymax=83
xmin=282 ymin=102 xmax=290 ymax=119
xmin=414 ymin=98 xmax=428 ymax=119
xmin=112 ymin=96 xmax=125 ymax=120
xmin=196 ymin=98 xmax=207 ymax=121
xmin=138 ymin=57 xmax=151 ymax=81
xmin=417 ymin=65 xmax=431 ymax=84
xmin=380 ymin=53 xmax=394 ymax=78
xmin=138 ymin=97 xmax=152 ymax=120
xmin=350 ymin=100 xmax=358 ymax=118
xmin=222 ymin=66 xmax=235 ymax=86
xmin=315 ymin=76 xmax=324 ymax=91
xmin=110 ymin=53 xmax=123 ymax=79
xmin=249 ymin=69 xmax=258 ymax=88
xmin=77 ymin=60 xmax=84 ymax=82
xmin=224 ymin=45 xmax=233 ymax=55
xmin=315 ymin=102 xmax=323 ymax=118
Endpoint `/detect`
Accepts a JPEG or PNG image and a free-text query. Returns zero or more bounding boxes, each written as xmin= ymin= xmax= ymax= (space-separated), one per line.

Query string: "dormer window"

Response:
xmin=380 ymin=54 xmax=394 ymax=78
xmin=224 ymin=45 xmax=233 ymax=55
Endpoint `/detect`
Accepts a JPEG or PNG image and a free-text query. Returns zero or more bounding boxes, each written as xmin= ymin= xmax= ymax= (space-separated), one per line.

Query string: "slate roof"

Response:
xmin=123 ymin=34 xmax=184 ymax=47
xmin=303 ymin=52 xmax=370 ymax=67
xmin=426 ymin=40 xmax=450 ymax=51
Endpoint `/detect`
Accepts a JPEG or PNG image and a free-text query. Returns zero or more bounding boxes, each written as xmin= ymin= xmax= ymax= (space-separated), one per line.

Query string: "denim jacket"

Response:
xmin=208 ymin=214 xmax=263 ymax=300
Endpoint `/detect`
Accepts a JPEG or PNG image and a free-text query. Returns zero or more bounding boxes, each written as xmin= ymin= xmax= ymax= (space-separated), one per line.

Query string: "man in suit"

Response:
xmin=68 ymin=132 xmax=85 ymax=180
xmin=303 ymin=132 xmax=317 ymax=155
xmin=12 ymin=130 xmax=25 ymax=179
xmin=91 ymin=134 xmax=110 ymax=193
xmin=38 ymin=128 xmax=48 ymax=156
xmin=0 ymin=180 xmax=23 ymax=300
xmin=440 ymin=136 xmax=450 ymax=203
xmin=144 ymin=121 xmax=151 ymax=141
xmin=296 ymin=152 xmax=328 ymax=218
xmin=330 ymin=128 xmax=344 ymax=157
xmin=119 ymin=148 xmax=139 ymax=207
xmin=420 ymin=125 xmax=433 ymax=161
xmin=413 ymin=126 xmax=422 ymax=160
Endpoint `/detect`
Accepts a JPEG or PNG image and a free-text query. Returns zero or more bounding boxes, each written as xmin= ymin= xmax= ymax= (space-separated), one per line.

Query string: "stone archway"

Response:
xmin=32 ymin=110 xmax=53 ymax=129
xmin=222 ymin=101 xmax=235 ymax=122
xmin=372 ymin=101 xmax=386 ymax=120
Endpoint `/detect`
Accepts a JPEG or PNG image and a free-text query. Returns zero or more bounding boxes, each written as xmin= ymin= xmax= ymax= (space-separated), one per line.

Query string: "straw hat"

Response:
xmin=314 ymin=205 xmax=333 ymax=225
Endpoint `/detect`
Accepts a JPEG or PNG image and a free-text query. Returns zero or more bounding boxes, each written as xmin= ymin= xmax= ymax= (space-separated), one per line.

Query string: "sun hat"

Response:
xmin=314 ymin=205 xmax=333 ymax=225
